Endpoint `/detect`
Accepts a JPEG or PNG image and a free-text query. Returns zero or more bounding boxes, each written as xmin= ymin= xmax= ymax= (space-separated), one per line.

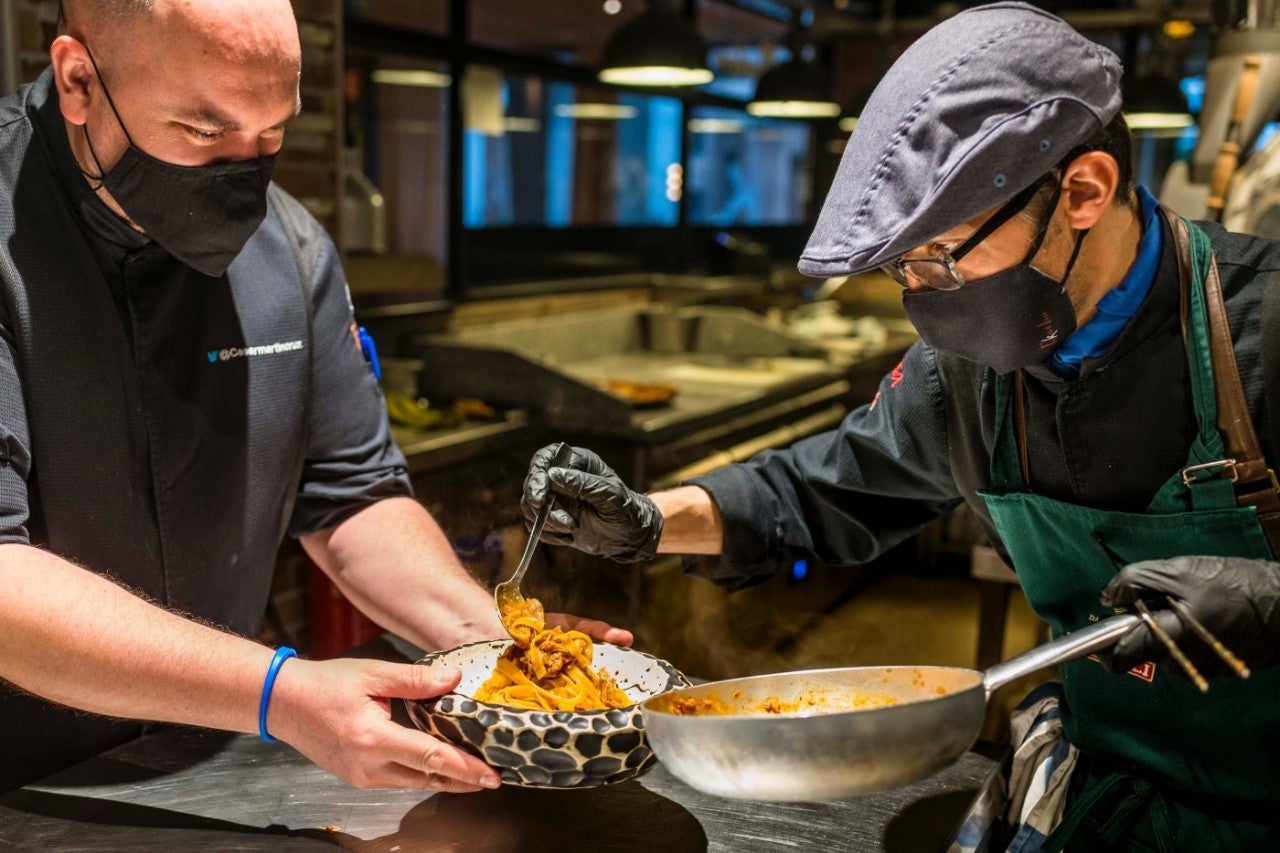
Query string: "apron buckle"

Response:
xmin=1180 ymin=458 xmax=1239 ymax=487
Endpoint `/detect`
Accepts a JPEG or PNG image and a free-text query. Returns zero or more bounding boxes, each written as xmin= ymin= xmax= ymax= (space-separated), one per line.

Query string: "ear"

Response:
xmin=49 ymin=35 xmax=95 ymax=126
xmin=1060 ymin=151 xmax=1121 ymax=230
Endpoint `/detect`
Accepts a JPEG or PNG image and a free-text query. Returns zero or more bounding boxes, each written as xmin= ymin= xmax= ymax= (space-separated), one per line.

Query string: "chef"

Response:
xmin=0 ymin=0 xmax=629 ymax=793
xmin=524 ymin=3 xmax=1280 ymax=849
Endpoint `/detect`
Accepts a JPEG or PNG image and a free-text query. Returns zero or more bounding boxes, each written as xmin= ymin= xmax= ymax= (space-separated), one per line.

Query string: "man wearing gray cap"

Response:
xmin=524 ymin=2 xmax=1280 ymax=849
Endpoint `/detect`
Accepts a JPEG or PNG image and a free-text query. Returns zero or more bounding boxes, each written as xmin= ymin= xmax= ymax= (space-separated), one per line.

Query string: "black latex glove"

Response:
xmin=521 ymin=444 xmax=663 ymax=563
xmin=1099 ymin=555 xmax=1280 ymax=678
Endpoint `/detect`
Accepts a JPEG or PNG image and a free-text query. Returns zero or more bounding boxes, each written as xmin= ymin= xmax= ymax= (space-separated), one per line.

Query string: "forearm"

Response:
xmin=301 ymin=497 xmax=505 ymax=651
xmin=0 ymin=544 xmax=273 ymax=731
xmin=651 ymin=485 xmax=724 ymax=555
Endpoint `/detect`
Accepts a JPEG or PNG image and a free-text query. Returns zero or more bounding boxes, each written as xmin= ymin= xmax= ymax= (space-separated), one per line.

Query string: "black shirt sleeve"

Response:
xmin=279 ymin=195 xmax=412 ymax=537
xmin=0 ymin=325 xmax=31 ymax=543
xmin=687 ymin=341 xmax=963 ymax=588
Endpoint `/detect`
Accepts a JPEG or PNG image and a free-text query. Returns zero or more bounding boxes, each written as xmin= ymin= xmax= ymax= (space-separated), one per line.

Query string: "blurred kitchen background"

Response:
xmin=6 ymin=0 xmax=1278 ymax=730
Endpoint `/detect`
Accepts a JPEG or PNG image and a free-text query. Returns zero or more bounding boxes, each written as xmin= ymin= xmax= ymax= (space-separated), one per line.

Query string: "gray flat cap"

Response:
xmin=799 ymin=1 xmax=1123 ymax=277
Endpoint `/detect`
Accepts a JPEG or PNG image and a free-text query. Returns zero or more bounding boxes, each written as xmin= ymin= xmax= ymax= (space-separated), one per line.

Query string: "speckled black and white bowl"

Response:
xmin=407 ymin=639 xmax=689 ymax=789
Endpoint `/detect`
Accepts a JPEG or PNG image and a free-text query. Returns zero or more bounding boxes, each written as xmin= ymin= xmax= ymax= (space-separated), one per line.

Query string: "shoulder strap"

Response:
xmin=1264 ymin=275 xmax=1280 ymax=486
xmin=1170 ymin=211 xmax=1280 ymax=556
xmin=1203 ymin=231 xmax=1280 ymax=556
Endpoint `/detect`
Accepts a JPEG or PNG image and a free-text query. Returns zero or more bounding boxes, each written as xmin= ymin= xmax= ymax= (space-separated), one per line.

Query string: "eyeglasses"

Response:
xmin=882 ymin=175 xmax=1060 ymax=291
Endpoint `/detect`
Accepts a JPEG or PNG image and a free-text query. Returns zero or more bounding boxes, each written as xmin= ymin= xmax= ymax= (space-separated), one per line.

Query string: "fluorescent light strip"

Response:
xmin=598 ymin=66 xmax=714 ymax=87
xmin=1124 ymin=111 xmax=1195 ymax=131
xmin=371 ymin=69 xmax=452 ymax=88
xmin=554 ymin=103 xmax=638 ymax=120
xmin=747 ymin=100 xmax=841 ymax=118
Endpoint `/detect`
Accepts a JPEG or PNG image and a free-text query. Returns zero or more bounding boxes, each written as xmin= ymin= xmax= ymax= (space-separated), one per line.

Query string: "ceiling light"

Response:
xmin=554 ymin=103 xmax=639 ymax=120
xmin=1163 ymin=19 xmax=1195 ymax=39
xmin=598 ymin=4 xmax=713 ymax=87
xmin=748 ymin=58 xmax=841 ymax=118
xmin=1122 ymin=72 xmax=1194 ymax=132
xmin=371 ymin=69 xmax=452 ymax=88
xmin=1124 ymin=112 xmax=1195 ymax=131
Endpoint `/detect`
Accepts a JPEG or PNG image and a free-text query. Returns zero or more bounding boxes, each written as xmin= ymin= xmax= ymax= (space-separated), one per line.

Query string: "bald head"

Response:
xmin=58 ymin=1 xmax=152 ymax=35
xmin=58 ymin=0 xmax=299 ymax=76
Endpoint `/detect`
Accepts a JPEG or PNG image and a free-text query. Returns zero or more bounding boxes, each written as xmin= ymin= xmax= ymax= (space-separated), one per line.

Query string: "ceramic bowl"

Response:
xmin=406 ymin=639 xmax=689 ymax=789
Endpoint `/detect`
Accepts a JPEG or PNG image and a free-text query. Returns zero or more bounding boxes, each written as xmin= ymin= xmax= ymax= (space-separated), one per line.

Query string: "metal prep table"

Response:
xmin=0 ymin=636 xmax=1001 ymax=852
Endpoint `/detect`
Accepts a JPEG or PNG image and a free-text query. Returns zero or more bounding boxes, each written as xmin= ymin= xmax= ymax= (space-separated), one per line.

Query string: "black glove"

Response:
xmin=521 ymin=444 xmax=663 ymax=563
xmin=1099 ymin=555 xmax=1280 ymax=678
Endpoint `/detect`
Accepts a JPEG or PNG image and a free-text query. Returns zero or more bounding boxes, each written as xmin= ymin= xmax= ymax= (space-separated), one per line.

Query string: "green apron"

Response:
xmin=978 ymin=213 xmax=1280 ymax=852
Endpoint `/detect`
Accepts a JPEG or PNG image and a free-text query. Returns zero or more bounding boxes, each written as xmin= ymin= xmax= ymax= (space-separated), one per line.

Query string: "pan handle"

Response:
xmin=983 ymin=614 xmax=1142 ymax=697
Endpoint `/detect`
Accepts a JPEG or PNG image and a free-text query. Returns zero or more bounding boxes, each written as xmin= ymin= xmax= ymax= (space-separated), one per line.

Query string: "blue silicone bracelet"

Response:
xmin=258 ymin=646 xmax=297 ymax=743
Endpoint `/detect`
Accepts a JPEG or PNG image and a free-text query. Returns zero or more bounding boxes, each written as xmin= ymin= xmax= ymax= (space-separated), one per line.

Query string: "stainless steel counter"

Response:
xmin=0 ymin=636 xmax=1001 ymax=851
xmin=0 ymin=731 xmax=996 ymax=852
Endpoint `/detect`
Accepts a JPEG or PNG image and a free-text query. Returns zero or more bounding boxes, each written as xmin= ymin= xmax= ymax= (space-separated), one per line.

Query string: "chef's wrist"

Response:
xmin=262 ymin=653 xmax=309 ymax=746
xmin=258 ymin=646 xmax=298 ymax=742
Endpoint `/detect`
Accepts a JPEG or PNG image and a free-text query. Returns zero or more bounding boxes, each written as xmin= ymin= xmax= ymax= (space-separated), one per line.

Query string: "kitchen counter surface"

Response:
xmin=0 ymin=636 xmax=1001 ymax=852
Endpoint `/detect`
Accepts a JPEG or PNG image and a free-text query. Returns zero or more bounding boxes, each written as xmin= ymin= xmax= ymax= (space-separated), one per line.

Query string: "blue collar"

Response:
xmin=1047 ymin=185 xmax=1161 ymax=378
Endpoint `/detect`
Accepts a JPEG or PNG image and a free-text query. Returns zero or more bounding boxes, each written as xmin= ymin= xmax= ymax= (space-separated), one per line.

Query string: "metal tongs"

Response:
xmin=494 ymin=442 xmax=572 ymax=639
xmin=1129 ymin=597 xmax=1251 ymax=693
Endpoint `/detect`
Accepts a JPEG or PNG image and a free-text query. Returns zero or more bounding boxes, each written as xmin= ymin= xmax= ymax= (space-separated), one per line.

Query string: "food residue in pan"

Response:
xmin=664 ymin=688 xmax=902 ymax=716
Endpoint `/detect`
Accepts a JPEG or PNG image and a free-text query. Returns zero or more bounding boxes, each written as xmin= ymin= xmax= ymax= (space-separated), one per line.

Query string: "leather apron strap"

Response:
xmin=1168 ymin=209 xmax=1280 ymax=556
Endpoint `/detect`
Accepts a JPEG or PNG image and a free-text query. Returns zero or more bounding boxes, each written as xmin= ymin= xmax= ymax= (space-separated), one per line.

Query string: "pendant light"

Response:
xmin=1122 ymin=72 xmax=1194 ymax=131
xmin=748 ymin=8 xmax=839 ymax=119
xmin=598 ymin=1 xmax=714 ymax=88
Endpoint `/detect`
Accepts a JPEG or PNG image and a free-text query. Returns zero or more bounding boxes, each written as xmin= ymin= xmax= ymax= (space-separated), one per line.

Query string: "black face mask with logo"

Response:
xmin=81 ymin=48 xmax=277 ymax=278
xmin=902 ymin=210 xmax=1088 ymax=376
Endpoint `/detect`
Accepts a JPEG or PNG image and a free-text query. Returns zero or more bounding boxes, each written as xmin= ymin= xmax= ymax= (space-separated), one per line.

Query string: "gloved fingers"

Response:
xmin=1101 ymin=608 xmax=1185 ymax=671
xmin=566 ymin=446 xmax=615 ymax=479
xmin=524 ymin=466 xmax=550 ymax=504
xmin=540 ymin=502 xmax=581 ymax=535
xmin=532 ymin=443 xmax=613 ymax=478
xmin=1101 ymin=608 xmax=1232 ymax=679
xmin=527 ymin=442 xmax=597 ymax=499
xmin=548 ymin=466 xmax=632 ymax=508
xmin=520 ymin=475 xmax=578 ymax=532
xmin=1100 ymin=558 xmax=1201 ymax=607
xmin=537 ymin=529 xmax=576 ymax=548
xmin=528 ymin=443 xmax=563 ymax=472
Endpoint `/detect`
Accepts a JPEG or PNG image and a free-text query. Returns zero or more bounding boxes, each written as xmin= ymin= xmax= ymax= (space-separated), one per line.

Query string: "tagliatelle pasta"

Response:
xmin=476 ymin=597 xmax=632 ymax=712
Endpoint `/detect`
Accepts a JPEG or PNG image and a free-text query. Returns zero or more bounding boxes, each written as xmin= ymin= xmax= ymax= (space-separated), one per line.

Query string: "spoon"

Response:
xmin=496 ymin=442 xmax=572 ymax=639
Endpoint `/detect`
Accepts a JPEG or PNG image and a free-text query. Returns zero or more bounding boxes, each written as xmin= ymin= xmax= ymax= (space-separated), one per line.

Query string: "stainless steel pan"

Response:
xmin=642 ymin=613 xmax=1140 ymax=801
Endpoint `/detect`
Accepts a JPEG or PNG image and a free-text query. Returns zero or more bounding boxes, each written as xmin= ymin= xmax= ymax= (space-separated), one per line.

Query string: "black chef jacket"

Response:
xmin=0 ymin=70 xmax=411 ymax=789
xmin=691 ymin=210 xmax=1279 ymax=589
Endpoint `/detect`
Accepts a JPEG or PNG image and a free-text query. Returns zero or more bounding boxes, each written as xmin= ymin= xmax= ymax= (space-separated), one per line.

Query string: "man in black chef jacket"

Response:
xmin=523 ymin=3 xmax=1280 ymax=850
xmin=0 ymin=0 xmax=629 ymax=793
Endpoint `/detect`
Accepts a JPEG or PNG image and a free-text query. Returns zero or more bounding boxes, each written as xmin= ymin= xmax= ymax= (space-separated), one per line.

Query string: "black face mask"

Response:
xmin=81 ymin=49 xmax=277 ymax=277
xmin=901 ymin=210 xmax=1088 ymax=375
